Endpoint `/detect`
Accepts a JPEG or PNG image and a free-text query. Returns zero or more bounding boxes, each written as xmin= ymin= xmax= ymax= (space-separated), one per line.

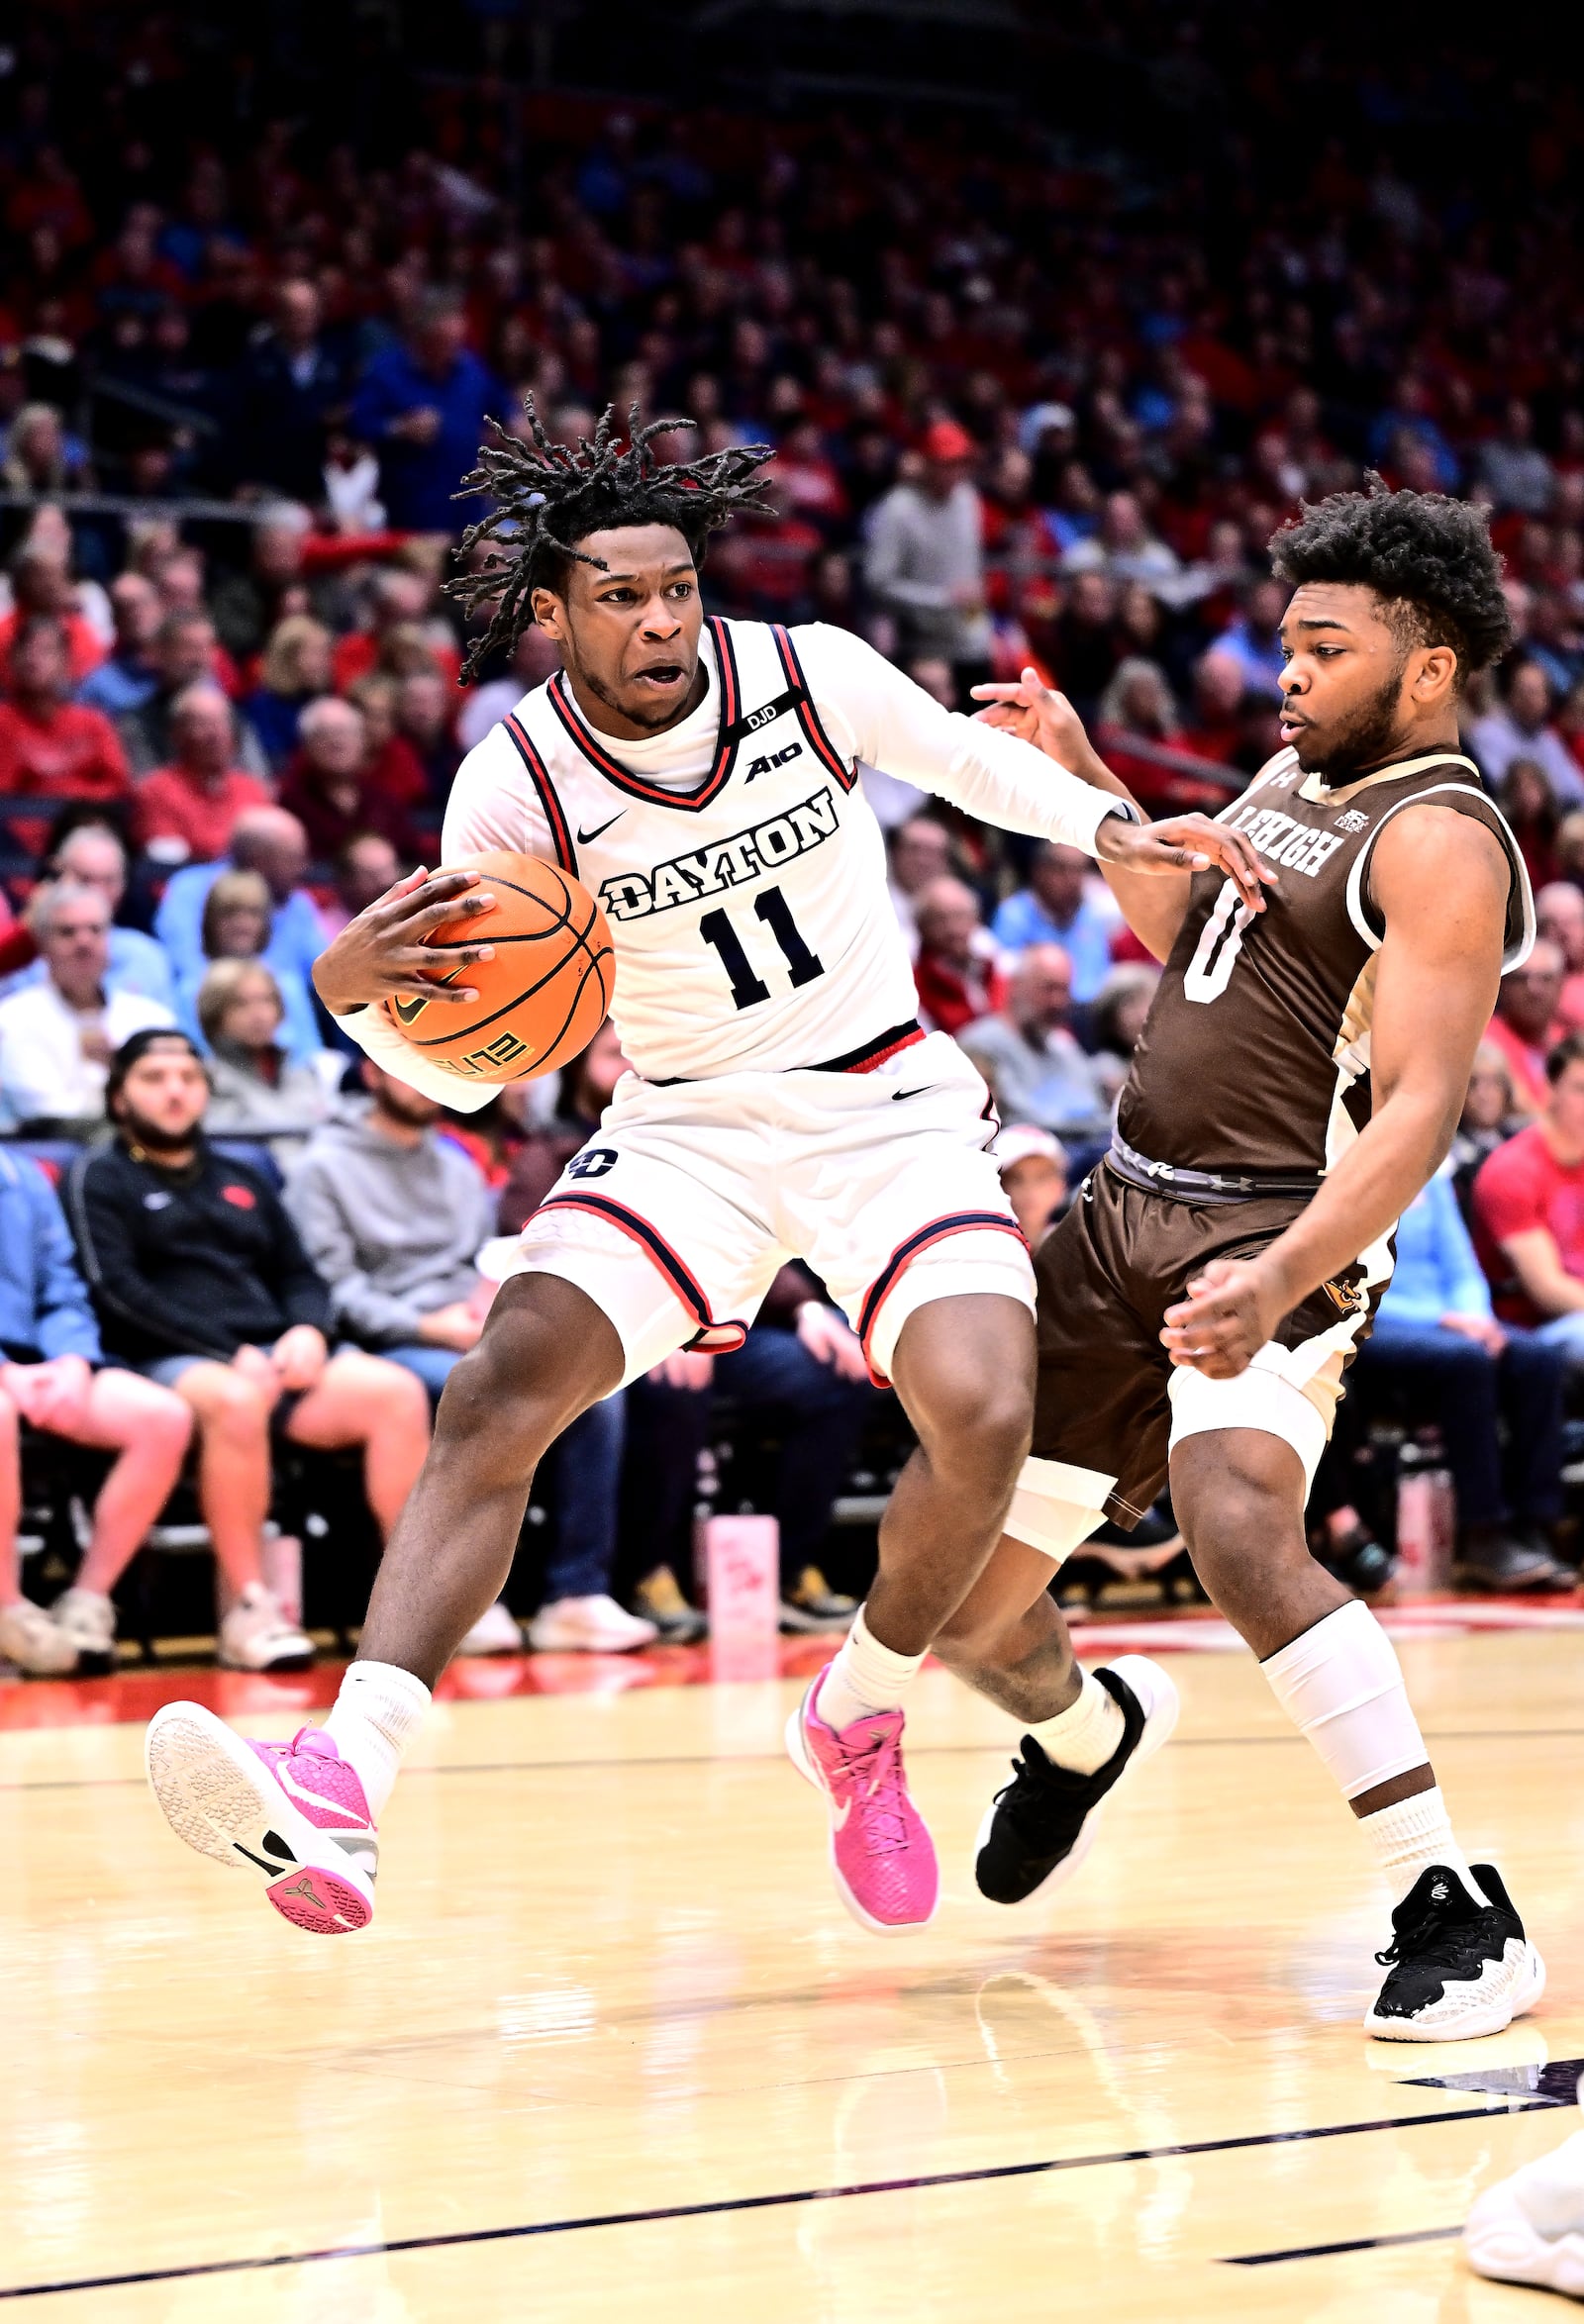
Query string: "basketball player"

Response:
xmin=940 ymin=483 xmax=1543 ymax=2041
xmin=144 ymin=407 xmax=1264 ymax=1937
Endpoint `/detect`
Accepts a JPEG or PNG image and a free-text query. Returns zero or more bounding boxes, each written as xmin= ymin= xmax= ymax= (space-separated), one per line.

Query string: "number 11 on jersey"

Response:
xmin=699 ymin=884 xmax=826 ymax=1010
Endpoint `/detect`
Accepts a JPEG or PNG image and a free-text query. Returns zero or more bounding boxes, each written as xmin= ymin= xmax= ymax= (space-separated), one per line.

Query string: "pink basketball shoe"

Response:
xmin=785 ymin=1669 xmax=939 ymax=1934
xmin=146 ymin=1701 xmax=377 ymax=1935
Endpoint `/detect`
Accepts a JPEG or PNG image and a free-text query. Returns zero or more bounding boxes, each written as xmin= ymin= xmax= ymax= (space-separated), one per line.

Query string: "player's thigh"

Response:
xmin=504 ymin=1102 xmax=787 ymax=1385
xmin=788 ymin=1036 xmax=1035 ymax=1386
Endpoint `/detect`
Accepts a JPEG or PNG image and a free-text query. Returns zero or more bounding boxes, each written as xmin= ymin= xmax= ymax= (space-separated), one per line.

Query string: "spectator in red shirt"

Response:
xmin=1473 ymin=1030 xmax=1584 ymax=1364
xmin=136 ymin=686 xmax=272 ymax=865
xmin=278 ymin=696 xmax=424 ymax=862
xmin=1180 ymin=648 xmax=1247 ymax=764
xmin=0 ymin=618 xmax=130 ymax=801
xmin=0 ymin=547 xmax=107 ymax=686
xmin=913 ymin=876 xmax=1007 ymax=1036
xmin=1483 ymin=940 xmax=1567 ymax=1116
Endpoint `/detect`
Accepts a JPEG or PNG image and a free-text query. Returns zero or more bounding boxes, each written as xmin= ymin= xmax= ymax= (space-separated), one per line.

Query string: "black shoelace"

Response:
xmin=1375 ymin=1900 xmax=1501 ymax=1974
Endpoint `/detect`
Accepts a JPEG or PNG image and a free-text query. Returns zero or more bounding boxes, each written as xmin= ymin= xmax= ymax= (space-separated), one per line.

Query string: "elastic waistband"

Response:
xmin=644 ymin=1019 xmax=924 ymax=1088
xmin=1105 ymin=1129 xmax=1323 ymax=1207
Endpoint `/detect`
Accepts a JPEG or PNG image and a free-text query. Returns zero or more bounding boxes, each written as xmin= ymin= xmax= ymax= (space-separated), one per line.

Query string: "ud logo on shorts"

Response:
xmin=566 ymin=1146 xmax=618 ymax=1180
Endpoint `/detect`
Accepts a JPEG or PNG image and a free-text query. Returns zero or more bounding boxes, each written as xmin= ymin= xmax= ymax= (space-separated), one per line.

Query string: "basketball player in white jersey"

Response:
xmin=145 ymin=407 xmax=1265 ymax=1938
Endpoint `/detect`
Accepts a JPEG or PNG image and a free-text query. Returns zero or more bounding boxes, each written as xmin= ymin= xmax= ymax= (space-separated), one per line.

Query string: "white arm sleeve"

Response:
xmin=795 ymin=626 xmax=1124 ymax=857
xmin=329 ymin=719 xmax=558 ymax=1114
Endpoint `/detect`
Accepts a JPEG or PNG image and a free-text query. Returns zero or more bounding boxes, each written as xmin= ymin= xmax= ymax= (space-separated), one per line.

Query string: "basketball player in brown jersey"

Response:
xmin=947 ymin=483 xmax=1544 ymax=2042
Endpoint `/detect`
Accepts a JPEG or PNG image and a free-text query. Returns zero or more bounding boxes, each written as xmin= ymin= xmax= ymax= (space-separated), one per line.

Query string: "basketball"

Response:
xmin=382 ymin=850 xmax=615 ymax=1084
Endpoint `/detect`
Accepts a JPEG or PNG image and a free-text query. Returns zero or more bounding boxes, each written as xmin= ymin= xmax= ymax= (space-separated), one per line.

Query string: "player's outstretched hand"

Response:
xmin=312 ymin=866 xmax=498 ymax=1015
xmin=971 ymin=668 xmax=1092 ymax=763
xmin=1160 ymin=1257 xmax=1287 ymax=1378
xmin=1095 ymin=814 xmax=1273 ymax=917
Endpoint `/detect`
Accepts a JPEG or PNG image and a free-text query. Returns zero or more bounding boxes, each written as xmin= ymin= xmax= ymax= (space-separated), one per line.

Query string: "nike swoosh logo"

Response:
xmin=833 ymin=1798 xmax=851 ymax=1829
xmin=891 ymin=1087 xmax=929 ymax=1102
xmin=391 ymin=994 xmax=429 ymax=1025
xmin=274 ymin=1762 xmax=371 ymax=1827
xmin=577 ymin=813 xmax=624 ymax=844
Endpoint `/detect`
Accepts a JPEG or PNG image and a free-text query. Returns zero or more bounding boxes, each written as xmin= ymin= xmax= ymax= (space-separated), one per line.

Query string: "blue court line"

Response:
xmin=1226 ymin=2223 xmax=1461 ymax=2265
xmin=0 ymin=2101 xmax=1557 ymax=2303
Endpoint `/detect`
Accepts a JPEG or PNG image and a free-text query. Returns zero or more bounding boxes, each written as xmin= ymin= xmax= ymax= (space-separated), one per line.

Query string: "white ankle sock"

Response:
xmin=815 ymin=1607 xmax=925 ymax=1731
xmin=1358 ymin=1785 xmax=1487 ymax=1908
xmin=324 ymin=1661 xmax=432 ymax=1818
xmin=1026 ymin=1669 xmax=1126 ymax=1775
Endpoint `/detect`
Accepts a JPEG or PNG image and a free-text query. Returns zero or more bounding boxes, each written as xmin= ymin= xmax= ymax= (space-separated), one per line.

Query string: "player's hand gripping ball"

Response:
xmin=382 ymin=850 xmax=615 ymax=1083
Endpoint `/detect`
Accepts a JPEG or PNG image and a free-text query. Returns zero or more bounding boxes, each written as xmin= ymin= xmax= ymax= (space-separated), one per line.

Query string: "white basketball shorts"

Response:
xmin=503 ymin=1031 xmax=1034 ymax=1385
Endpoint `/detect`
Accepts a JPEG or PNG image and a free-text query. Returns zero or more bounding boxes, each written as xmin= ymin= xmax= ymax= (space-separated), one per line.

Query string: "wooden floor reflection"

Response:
xmin=2 ymin=1630 xmax=1581 ymax=2319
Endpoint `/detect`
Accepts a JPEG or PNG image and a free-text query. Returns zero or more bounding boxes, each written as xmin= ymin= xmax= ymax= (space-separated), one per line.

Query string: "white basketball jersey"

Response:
xmin=485 ymin=618 xmax=921 ymax=1081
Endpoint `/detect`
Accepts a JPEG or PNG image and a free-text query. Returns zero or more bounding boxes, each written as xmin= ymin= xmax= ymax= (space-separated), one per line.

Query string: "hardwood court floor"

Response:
xmin=2 ymin=1625 xmax=1582 ymax=2320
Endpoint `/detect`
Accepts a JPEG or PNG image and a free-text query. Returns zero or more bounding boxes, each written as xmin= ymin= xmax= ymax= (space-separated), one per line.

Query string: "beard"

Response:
xmin=1292 ymin=670 xmax=1405 ymax=778
xmin=569 ymin=645 xmax=699 ymax=733
xmin=117 ymin=1101 xmax=201 ymax=1155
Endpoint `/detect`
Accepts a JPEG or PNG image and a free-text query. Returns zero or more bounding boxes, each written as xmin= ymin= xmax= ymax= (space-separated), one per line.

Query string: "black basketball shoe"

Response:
xmin=973 ymin=1656 xmax=1178 ymax=1906
xmin=1364 ymin=1861 xmax=1546 ymax=2041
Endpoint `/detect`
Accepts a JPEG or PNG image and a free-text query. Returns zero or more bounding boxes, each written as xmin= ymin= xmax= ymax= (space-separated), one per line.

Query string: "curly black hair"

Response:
xmin=444 ymin=400 xmax=775 ymax=682
xmin=1268 ymin=475 xmax=1512 ymax=681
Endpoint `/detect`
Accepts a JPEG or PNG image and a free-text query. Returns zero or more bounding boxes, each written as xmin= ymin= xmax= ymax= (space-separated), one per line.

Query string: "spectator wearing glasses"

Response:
xmin=65 ymin=1031 xmax=432 ymax=1670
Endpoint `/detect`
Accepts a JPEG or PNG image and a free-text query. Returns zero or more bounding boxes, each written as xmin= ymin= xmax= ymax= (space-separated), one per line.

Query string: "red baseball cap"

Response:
xmin=921 ymin=420 xmax=974 ymax=463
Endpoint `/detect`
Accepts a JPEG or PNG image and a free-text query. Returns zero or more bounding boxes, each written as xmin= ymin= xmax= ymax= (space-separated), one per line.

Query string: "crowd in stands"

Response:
xmin=4 ymin=29 xmax=1584 ymax=1669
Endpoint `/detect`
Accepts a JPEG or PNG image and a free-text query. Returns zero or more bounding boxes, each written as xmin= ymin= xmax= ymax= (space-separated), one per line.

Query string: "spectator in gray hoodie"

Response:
xmin=284 ymin=1061 xmax=495 ymax=1403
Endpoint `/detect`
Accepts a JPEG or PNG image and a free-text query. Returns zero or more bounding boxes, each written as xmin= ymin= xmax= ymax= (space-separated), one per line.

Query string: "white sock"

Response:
xmin=815 ymin=1606 xmax=925 ymax=1731
xmin=1260 ymin=1602 xmax=1483 ymax=1906
xmin=1358 ymin=1786 xmax=1487 ymax=1908
xmin=1027 ymin=1668 xmax=1126 ymax=1775
xmin=324 ymin=1661 xmax=432 ymax=1818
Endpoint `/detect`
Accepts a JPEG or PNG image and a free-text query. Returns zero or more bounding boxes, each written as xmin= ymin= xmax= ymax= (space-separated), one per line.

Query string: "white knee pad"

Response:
xmin=1003 ymin=1453 xmax=1114 ymax=1570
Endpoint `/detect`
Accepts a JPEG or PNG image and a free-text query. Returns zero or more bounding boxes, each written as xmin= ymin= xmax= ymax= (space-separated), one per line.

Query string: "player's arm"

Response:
xmin=804 ymin=629 xmax=1267 ymax=913
xmin=971 ymin=669 xmax=1276 ymax=958
xmin=311 ymin=725 xmax=546 ymax=1112
xmin=1159 ymin=805 xmax=1513 ymax=1377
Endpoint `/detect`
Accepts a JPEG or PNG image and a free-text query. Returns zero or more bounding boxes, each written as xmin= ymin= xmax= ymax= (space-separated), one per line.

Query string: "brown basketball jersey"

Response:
xmin=1117 ymin=748 xmax=1534 ymax=1178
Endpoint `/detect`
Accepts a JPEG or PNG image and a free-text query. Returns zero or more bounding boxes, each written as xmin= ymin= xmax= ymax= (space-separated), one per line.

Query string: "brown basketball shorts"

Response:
xmin=1027 ymin=1162 xmax=1381 ymax=1531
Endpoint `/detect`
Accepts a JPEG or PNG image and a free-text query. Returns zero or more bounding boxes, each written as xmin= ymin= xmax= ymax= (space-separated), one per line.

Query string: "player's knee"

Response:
xmin=1183 ymin=1471 xmax=1303 ymax=1598
xmin=917 ymin=1372 xmax=1033 ymax=1486
xmin=434 ymin=1336 xmax=567 ymax=1477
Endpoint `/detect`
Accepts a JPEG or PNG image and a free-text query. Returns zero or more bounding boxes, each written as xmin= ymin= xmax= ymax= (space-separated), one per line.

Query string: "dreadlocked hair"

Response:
xmin=445 ymin=400 xmax=776 ymax=682
xmin=1269 ymin=474 xmax=1513 ymax=682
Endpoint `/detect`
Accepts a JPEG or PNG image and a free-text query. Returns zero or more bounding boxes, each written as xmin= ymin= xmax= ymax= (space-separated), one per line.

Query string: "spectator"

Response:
xmin=0 ymin=546 xmax=106 ymax=686
xmin=1484 ymin=938 xmax=1567 ymax=1117
xmin=1088 ymin=961 xmax=1160 ymax=1109
xmin=66 ymin=1030 xmax=432 ymax=1668
xmin=958 ymin=944 xmax=1110 ymax=1141
xmin=291 ymin=1053 xmax=630 ymax=1654
xmin=0 ymin=618 xmax=130 ymax=805
xmin=318 ymin=832 xmax=402 ymax=941
xmin=118 ymin=611 xmax=265 ymax=779
xmin=885 ymin=815 xmax=953 ymax=956
xmin=330 ymin=567 xmax=460 ymax=695
xmin=1351 ymin=1168 xmax=1568 ymax=1591
xmin=1468 ymin=663 xmax=1584 ymax=806
xmin=0 ymin=1150 xmax=192 ymax=1676
xmin=135 ymin=683 xmax=272 ymax=865
xmin=1478 ymin=400 xmax=1554 ymax=517
xmin=1451 ymin=1041 xmax=1523 ymax=1220
xmin=230 ymin=279 xmax=350 ymax=506
xmin=278 ymin=696 xmax=424 ymax=861
xmin=455 ymin=627 xmax=561 ymax=755
xmin=1500 ymin=759 xmax=1560 ymax=892
xmin=208 ymin=517 xmax=329 ymax=666
xmin=1535 ymin=881 xmax=1584 ymax=1032
xmin=913 ymin=875 xmax=1006 ymax=1036
xmin=1212 ymin=577 xmax=1287 ymax=700
xmin=393 ymin=667 xmax=460 ymax=805
xmin=1065 ymin=492 xmax=1181 ymax=589
xmin=864 ymin=421 xmax=992 ymax=692
xmin=992 ymin=1123 xmax=1069 ymax=1247
xmin=1473 ymin=1030 xmax=1584 ymax=1367
xmin=198 ymin=961 xmax=334 ymax=1159
xmin=346 ymin=676 xmax=429 ymax=817
xmin=16 ymin=823 xmax=174 ymax=1008
xmin=1049 ymin=571 xmax=1122 ymax=722
xmin=348 ymin=285 xmax=500 ymax=534
xmin=75 ymin=573 xmax=162 ymax=718
xmin=1180 ymin=648 xmax=1247 ymax=764
xmin=244 ymin=616 xmax=335 ymax=773
xmin=178 ymin=869 xmax=324 ymax=1065
xmin=0 ymin=883 xmax=173 ymax=1132
xmin=989 ymin=839 xmax=1118 ymax=1002
xmin=154 ymin=806 xmax=324 ymax=997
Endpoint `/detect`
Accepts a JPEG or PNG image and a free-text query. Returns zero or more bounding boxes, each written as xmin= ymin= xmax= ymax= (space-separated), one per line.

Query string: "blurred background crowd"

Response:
xmin=3 ymin=2 xmax=1584 ymax=1677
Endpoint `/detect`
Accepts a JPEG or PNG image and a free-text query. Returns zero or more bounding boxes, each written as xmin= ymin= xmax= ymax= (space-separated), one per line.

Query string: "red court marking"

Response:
xmin=1 ymin=1597 xmax=1578 ymax=1731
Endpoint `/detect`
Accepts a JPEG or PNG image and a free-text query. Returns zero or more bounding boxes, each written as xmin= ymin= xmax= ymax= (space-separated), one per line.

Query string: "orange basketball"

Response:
xmin=382 ymin=850 xmax=615 ymax=1084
